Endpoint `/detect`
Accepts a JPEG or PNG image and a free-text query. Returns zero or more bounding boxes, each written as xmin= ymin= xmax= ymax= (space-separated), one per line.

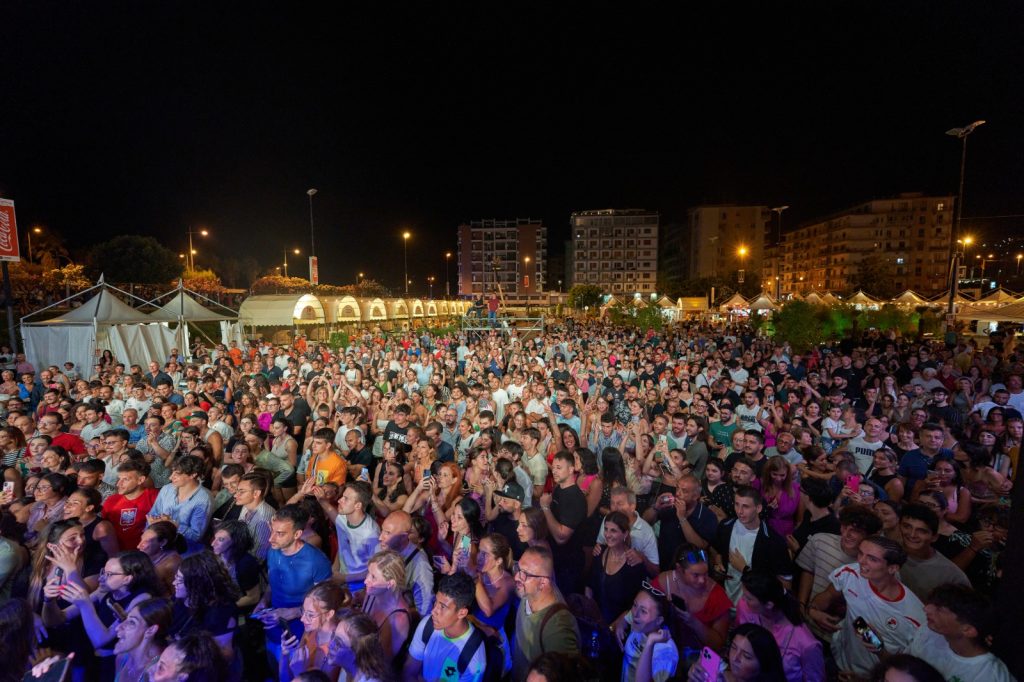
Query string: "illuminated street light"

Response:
xmin=283 ymin=247 xmax=301 ymax=278
xmin=1017 ymin=254 xmax=1022 ymax=275
xmin=185 ymin=227 xmax=209 ymax=271
xmin=737 ymin=245 xmax=749 ymax=284
xmin=26 ymin=226 xmax=42 ymax=262
xmin=445 ymin=252 xmax=452 ymax=298
xmin=402 ymin=231 xmax=411 ymax=294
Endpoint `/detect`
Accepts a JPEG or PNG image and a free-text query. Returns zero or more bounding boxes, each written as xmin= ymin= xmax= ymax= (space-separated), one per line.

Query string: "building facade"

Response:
xmin=569 ymin=209 xmax=659 ymax=294
xmin=777 ymin=193 xmax=954 ymax=296
xmin=688 ymin=206 xmax=771 ymax=281
xmin=456 ymin=219 xmax=547 ymax=297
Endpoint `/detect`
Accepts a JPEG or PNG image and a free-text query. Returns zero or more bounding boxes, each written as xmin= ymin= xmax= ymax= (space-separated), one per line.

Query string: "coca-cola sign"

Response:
xmin=0 ymin=199 xmax=21 ymax=262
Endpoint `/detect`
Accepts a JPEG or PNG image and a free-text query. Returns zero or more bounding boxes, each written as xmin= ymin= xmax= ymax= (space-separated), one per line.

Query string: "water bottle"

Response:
xmin=587 ymin=629 xmax=601 ymax=660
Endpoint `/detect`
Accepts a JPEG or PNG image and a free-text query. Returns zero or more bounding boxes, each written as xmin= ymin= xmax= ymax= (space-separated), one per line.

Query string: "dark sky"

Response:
xmin=2 ymin=3 xmax=1022 ymax=290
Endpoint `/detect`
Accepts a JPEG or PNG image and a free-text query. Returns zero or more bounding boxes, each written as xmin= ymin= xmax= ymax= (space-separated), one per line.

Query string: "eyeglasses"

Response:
xmin=35 ymin=485 xmax=53 ymax=492
xmin=101 ymin=569 xmax=126 ymax=577
xmin=513 ymin=562 xmax=551 ymax=581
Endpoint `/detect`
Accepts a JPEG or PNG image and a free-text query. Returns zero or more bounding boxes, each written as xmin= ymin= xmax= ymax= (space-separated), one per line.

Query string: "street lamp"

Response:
xmin=979 ymin=253 xmax=996 ymax=280
xmin=770 ymin=205 xmax=789 ymax=245
xmin=402 ymin=232 xmax=411 ymax=295
xmin=306 ymin=189 xmax=318 ymax=256
xmin=185 ymin=227 xmax=208 ymax=271
xmin=283 ymin=248 xmax=300 ymax=278
xmin=737 ymin=245 xmax=749 ymax=285
xmin=1017 ymin=254 xmax=1022 ymax=275
xmin=427 ymin=276 xmax=435 ymax=299
xmin=523 ymin=256 xmax=531 ymax=292
xmin=445 ymin=252 xmax=452 ymax=298
xmin=357 ymin=272 xmax=364 ymax=286
xmin=945 ymin=120 xmax=986 ymax=331
xmin=26 ymin=226 xmax=42 ymax=263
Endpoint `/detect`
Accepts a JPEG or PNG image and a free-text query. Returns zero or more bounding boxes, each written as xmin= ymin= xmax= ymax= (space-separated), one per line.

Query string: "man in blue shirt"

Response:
xmin=898 ymin=422 xmax=955 ymax=494
xmin=255 ymin=504 xmax=333 ymax=666
xmin=146 ymin=455 xmax=212 ymax=555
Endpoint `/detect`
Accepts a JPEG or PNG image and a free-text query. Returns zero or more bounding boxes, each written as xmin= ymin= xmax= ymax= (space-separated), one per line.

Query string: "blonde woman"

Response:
xmin=361 ymin=550 xmax=414 ymax=659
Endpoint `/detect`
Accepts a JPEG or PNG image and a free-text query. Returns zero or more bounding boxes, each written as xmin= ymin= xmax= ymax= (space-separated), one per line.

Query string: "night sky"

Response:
xmin=2 ymin=3 xmax=1022 ymax=290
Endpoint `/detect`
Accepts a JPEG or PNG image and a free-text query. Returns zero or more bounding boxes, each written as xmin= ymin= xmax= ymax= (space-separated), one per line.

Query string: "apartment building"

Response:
xmin=456 ymin=219 xmax=547 ymax=296
xmin=777 ymin=193 xmax=954 ymax=295
xmin=569 ymin=209 xmax=659 ymax=294
xmin=688 ymin=206 xmax=771 ymax=280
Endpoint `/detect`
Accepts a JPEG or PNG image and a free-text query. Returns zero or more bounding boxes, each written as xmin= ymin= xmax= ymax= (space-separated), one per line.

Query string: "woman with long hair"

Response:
xmin=913 ymin=457 xmax=971 ymax=525
xmin=270 ymin=416 xmax=299 ymax=502
xmin=701 ymin=458 xmax=734 ymax=520
xmin=642 ymin=543 xmax=730 ymax=652
xmin=586 ymin=511 xmax=647 ymax=625
xmin=45 ymin=551 xmax=163 ymax=678
xmin=0 ymin=599 xmax=36 ymax=682
xmin=280 ymin=581 xmax=348 ymax=682
xmin=137 ymin=520 xmax=183 ymax=596
xmin=598 ymin=447 xmax=629 ymax=516
xmin=755 ymin=456 xmax=801 ymax=537
xmin=688 ymin=622 xmax=787 ymax=682
xmin=63 ymin=485 xmax=119 ymax=563
xmin=210 ymin=520 xmax=262 ymax=608
xmin=24 ymin=471 xmax=73 ymax=548
xmin=867 ymin=448 xmax=905 ymax=504
xmin=516 ymin=506 xmax=551 ymax=555
xmin=436 ymin=496 xmax=485 ymax=577
xmin=361 ymin=550 xmax=414 ymax=661
xmin=169 ymin=551 xmax=241 ymax=664
xmin=327 ymin=611 xmax=396 ymax=682
xmin=472 ymin=533 xmax=515 ymax=630
xmin=737 ymin=571 xmax=824 ymax=682
xmin=111 ymin=597 xmax=173 ymax=682
xmin=29 ymin=519 xmax=98 ymax=615
xmin=370 ymin=460 xmax=408 ymax=520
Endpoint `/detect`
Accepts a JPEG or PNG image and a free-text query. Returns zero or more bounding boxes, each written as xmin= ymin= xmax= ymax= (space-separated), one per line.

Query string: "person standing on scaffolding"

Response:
xmin=487 ymin=290 xmax=500 ymax=328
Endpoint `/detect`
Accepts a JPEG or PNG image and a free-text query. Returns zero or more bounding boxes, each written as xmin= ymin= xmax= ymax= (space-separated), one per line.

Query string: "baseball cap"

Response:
xmin=492 ymin=481 xmax=525 ymax=504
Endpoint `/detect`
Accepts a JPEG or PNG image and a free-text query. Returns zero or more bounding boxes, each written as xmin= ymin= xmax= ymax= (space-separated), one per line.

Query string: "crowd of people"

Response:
xmin=0 ymin=317 xmax=1020 ymax=682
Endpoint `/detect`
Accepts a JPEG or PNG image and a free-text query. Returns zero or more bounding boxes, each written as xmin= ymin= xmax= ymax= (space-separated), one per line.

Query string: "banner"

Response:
xmin=0 ymin=199 xmax=20 ymax=262
xmin=309 ymin=256 xmax=319 ymax=285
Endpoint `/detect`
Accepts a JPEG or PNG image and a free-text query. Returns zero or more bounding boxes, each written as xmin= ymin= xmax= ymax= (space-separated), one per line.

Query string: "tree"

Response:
xmin=848 ymin=254 xmax=899 ymax=299
xmin=607 ymin=301 xmax=664 ymax=331
xmin=87 ymin=235 xmax=182 ymax=284
xmin=566 ymin=284 xmax=603 ymax=310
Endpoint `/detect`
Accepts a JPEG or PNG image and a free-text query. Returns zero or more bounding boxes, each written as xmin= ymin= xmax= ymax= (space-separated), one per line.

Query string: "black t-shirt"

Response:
xmin=233 ymin=553 xmax=262 ymax=594
xmin=276 ymin=397 xmax=312 ymax=434
xmin=170 ymin=599 xmax=238 ymax=638
xmin=489 ymin=510 xmax=528 ymax=560
xmin=383 ymin=421 xmax=410 ymax=449
xmin=346 ymin=447 xmax=375 ymax=478
xmin=791 ymin=512 xmax=841 ymax=550
xmin=656 ymin=503 xmax=720 ymax=571
xmin=550 ymin=484 xmax=587 ymax=592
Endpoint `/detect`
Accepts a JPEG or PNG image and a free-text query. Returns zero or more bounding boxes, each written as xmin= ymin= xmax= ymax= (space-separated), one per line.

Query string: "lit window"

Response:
xmin=896 ymin=257 xmax=905 ymax=265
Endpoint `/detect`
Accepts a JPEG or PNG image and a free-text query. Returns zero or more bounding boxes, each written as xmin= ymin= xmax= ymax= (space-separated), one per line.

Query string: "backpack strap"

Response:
xmin=538 ymin=602 xmax=570 ymax=654
xmin=456 ymin=626 xmax=486 ymax=675
xmin=420 ymin=616 xmax=435 ymax=646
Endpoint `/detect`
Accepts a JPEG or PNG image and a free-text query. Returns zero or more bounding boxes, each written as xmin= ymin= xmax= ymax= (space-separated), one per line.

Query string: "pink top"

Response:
xmin=736 ymin=599 xmax=824 ymax=682
xmin=754 ymin=478 xmax=800 ymax=537
xmin=578 ymin=472 xmax=598 ymax=493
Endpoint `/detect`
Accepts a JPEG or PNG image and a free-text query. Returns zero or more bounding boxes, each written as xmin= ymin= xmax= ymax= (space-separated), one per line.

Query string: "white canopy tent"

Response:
xmin=238 ymin=294 xmax=326 ymax=328
xmin=21 ymin=276 xmax=172 ymax=375
xmin=146 ymin=282 xmax=239 ymax=358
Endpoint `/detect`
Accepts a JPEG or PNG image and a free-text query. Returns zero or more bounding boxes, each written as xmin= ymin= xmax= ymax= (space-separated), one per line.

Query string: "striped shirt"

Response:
xmin=239 ymin=501 xmax=276 ymax=562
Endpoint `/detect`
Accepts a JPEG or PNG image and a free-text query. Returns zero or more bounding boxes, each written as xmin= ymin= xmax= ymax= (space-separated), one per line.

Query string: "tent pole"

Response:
xmin=3 ymin=262 xmax=18 ymax=354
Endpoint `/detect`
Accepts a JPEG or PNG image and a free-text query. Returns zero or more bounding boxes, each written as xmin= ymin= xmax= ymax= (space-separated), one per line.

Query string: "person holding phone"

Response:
xmin=687 ymin=623 xmax=787 ymax=682
xmin=619 ymin=586 xmax=679 ymax=682
xmin=279 ymin=581 xmax=347 ymax=682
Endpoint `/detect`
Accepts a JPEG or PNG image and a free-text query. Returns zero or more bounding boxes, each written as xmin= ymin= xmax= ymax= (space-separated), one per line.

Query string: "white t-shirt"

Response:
xmin=726 ymin=522 xmax=759 ymax=604
xmin=734 ymin=404 xmax=766 ymax=432
xmin=490 ymin=388 xmax=509 ymax=423
xmin=908 ymin=624 xmax=1015 ymax=682
xmin=407 ymin=619 xmax=487 ymax=682
xmin=830 ymin=563 xmax=925 ymax=676
xmin=334 ymin=513 xmax=380 ymax=590
xmin=522 ymin=451 xmax=549 ymax=487
xmin=621 ymin=629 xmax=679 ymax=682
xmin=846 ymin=436 xmax=884 ymax=475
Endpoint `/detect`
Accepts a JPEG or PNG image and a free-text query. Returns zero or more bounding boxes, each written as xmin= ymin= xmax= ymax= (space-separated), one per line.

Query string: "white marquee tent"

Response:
xmin=146 ymin=282 xmax=239 ymax=358
xmin=21 ymin=277 xmax=173 ymax=375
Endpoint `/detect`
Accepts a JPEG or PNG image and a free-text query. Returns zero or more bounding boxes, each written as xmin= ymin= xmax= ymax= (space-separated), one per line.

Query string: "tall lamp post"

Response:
xmin=185 ymin=227 xmax=208 ymax=271
xmin=26 ymin=226 xmax=42 ymax=263
xmin=283 ymin=248 xmax=300 ymax=278
xmin=944 ymin=120 xmax=986 ymax=332
xmin=402 ymin=232 xmax=411 ymax=295
xmin=770 ymin=205 xmax=789 ymax=245
xmin=427 ymin=276 xmax=435 ymax=299
xmin=737 ymin=245 xmax=749 ymax=285
xmin=445 ymin=252 xmax=452 ymax=298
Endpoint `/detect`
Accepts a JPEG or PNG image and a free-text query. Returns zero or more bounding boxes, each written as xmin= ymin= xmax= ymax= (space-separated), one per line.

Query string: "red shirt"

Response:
xmin=51 ymin=432 xmax=86 ymax=456
xmin=102 ymin=488 xmax=159 ymax=550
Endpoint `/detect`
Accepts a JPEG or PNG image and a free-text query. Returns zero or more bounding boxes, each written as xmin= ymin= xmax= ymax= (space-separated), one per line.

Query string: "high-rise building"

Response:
xmin=688 ymin=205 xmax=771 ymax=281
xmin=456 ymin=219 xmax=547 ymax=297
xmin=569 ymin=209 xmax=659 ymax=294
xmin=658 ymin=220 xmax=691 ymax=290
xmin=778 ymin=193 xmax=954 ymax=295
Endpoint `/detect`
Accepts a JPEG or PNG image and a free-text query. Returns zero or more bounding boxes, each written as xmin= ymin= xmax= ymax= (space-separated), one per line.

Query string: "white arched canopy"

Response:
xmin=239 ymin=294 xmax=325 ymax=327
xmin=438 ymin=300 xmax=450 ymax=315
xmin=387 ymin=299 xmax=409 ymax=319
xmin=426 ymin=301 xmax=438 ymax=317
xmin=408 ymin=299 xmax=425 ymax=318
xmin=358 ymin=298 xmax=387 ymax=321
xmin=334 ymin=295 xmax=361 ymax=322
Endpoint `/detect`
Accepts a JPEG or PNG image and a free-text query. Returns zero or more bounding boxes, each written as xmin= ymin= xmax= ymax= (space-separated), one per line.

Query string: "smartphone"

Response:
xmin=423 ymin=469 xmax=431 ymax=479
xmin=659 ymin=493 xmax=675 ymax=506
xmin=847 ymin=475 xmax=862 ymax=492
xmin=671 ymin=594 xmax=687 ymax=611
xmin=660 ymin=461 xmax=675 ymax=475
xmin=854 ymin=616 xmax=884 ymax=649
xmin=54 ymin=567 xmax=65 ymax=583
xmin=2 ymin=481 xmax=13 ymax=496
xmin=699 ymin=647 xmax=723 ymax=677
xmin=21 ymin=656 xmax=72 ymax=682
xmin=109 ymin=598 xmax=129 ymax=621
xmin=277 ymin=617 xmax=290 ymax=638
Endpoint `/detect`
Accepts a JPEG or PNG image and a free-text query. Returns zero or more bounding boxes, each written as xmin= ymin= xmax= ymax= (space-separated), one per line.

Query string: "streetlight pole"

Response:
xmin=737 ymin=245 xmax=748 ymax=285
xmin=770 ymin=205 xmax=789 ymax=245
xmin=283 ymin=248 xmax=300 ymax=278
xmin=402 ymin=232 xmax=411 ymax=295
xmin=944 ymin=120 xmax=986 ymax=332
xmin=445 ymin=252 xmax=452 ymax=298
xmin=307 ymin=189 xmax=317 ymax=258
xmin=27 ymin=226 xmax=41 ymax=263
xmin=1017 ymin=254 xmax=1022 ymax=275
xmin=428 ymin=276 xmax=435 ymax=299
xmin=523 ymin=256 xmax=531 ymax=293
xmin=185 ymin=227 xmax=208 ymax=272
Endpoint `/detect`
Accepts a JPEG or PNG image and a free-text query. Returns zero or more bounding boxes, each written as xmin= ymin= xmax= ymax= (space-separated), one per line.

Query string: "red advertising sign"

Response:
xmin=0 ymin=199 xmax=20 ymax=262
xmin=309 ymin=256 xmax=319 ymax=285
